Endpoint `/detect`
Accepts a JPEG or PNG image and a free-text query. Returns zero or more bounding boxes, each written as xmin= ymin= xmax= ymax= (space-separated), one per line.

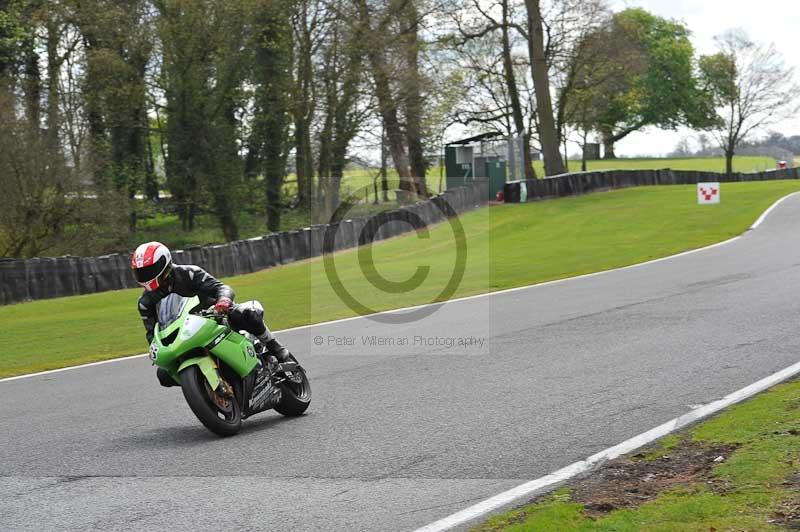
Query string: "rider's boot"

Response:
xmin=259 ymin=335 xmax=291 ymax=363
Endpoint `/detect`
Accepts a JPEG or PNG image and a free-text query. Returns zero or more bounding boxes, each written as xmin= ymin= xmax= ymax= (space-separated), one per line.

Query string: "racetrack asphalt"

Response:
xmin=3 ymin=194 xmax=800 ymax=531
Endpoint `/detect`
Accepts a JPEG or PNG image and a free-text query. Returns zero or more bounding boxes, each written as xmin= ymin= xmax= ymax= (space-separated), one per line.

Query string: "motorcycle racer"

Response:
xmin=131 ymin=241 xmax=291 ymax=386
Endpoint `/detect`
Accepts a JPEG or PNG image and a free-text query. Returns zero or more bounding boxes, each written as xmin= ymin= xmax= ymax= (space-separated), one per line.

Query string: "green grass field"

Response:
xmin=1 ymin=179 xmax=798 ymax=378
xmin=476 ymin=378 xmax=800 ymax=531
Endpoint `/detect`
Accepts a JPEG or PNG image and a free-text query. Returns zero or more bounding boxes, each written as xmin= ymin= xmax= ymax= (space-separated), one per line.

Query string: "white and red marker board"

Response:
xmin=697 ymin=182 xmax=720 ymax=204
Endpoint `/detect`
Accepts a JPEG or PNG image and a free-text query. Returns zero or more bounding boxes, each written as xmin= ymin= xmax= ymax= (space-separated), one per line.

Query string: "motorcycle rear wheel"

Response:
xmin=180 ymin=365 xmax=242 ymax=436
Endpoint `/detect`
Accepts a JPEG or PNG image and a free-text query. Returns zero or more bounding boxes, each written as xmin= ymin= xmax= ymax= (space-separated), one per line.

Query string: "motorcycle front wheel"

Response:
xmin=274 ymin=356 xmax=311 ymax=417
xmin=180 ymin=365 xmax=242 ymax=436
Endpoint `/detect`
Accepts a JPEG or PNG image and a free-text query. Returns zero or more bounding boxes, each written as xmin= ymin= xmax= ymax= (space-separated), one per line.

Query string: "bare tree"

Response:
xmin=450 ymin=0 xmax=535 ymax=179
xmin=352 ymin=0 xmax=412 ymax=189
xmin=0 ymin=94 xmax=74 ymax=257
xmin=544 ymin=0 xmax=609 ymax=161
xmin=292 ymin=0 xmax=328 ymax=210
xmin=699 ymin=30 xmax=800 ymax=175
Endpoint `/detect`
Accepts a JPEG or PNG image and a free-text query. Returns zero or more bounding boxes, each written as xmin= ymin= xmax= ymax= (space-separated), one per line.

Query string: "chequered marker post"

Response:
xmin=697 ymin=182 xmax=720 ymax=205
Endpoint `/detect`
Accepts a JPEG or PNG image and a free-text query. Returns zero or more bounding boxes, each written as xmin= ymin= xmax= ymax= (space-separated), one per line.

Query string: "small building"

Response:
xmin=444 ymin=132 xmax=510 ymax=198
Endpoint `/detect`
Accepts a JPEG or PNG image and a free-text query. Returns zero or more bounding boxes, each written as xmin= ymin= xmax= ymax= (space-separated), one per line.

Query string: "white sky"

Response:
xmin=609 ymin=0 xmax=800 ymax=156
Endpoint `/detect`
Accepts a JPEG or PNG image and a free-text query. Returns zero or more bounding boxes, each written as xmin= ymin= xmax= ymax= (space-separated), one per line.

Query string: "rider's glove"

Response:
xmin=214 ymin=297 xmax=233 ymax=314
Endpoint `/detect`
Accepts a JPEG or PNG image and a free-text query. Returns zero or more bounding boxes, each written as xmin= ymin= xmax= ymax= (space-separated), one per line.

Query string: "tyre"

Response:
xmin=180 ymin=365 xmax=242 ymax=436
xmin=274 ymin=357 xmax=311 ymax=417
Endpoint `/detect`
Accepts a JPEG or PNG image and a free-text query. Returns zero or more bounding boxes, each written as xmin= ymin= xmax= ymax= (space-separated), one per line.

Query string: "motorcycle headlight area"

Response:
xmin=180 ymin=315 xmax=207 ymax=340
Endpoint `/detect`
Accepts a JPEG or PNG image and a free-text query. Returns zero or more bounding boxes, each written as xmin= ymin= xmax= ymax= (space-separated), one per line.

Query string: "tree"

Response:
xmin=698 ymin=30 xmax=800 ymax=175
xmin=0 ymin=92 xmax=73 ymax=257
xmin=546 ymin=0 xmax=609 ymax=166
xmin=316 ymin=11 xmax=367 ymax=220
xmin=250 ymin=0 xmax=293 ymax=232
xmin=399 ymin=0 xmax=427 ymax=188
xmin=291 ymin=0 xmax=323 ymax=211
xmin=78 ymin=0 xmax=156 ymax=228
xmin=669 ymin=136 xmax=692 ymax=157
xmin=352 ymin=0 xmax=430 ymax=195
xmin=157 ymin=0 xmax=248 ymax=239
xmin=575 ymin=8 xmax=711 ymax=159
xmin=450 ymin=0 xmax=535 ymax=180
xmin=696 ymin=132 xmax=712 ymax=155
xmin=0 ymin=0 xmax=29 ymax=90
xmin=524 ymin=0 xmax=564 ymax=175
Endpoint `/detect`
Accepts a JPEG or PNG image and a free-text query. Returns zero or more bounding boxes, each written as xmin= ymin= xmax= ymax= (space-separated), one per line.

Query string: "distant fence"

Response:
xmin=0 ymin=183 xmax=489 ymax=305
xmin=503 ymin=167 xmax=800 ymax=203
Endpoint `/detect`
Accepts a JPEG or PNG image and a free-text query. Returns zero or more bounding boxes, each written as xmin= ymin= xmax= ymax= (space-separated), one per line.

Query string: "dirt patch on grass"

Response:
xmin=771 ymin=472 xmax=800 ymax=529
xmin=570 ymin=437 xmax=738 ymax=518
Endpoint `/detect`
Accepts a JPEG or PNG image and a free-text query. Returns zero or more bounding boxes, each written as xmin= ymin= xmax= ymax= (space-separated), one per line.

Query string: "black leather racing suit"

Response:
xmin=137 ymin=264 xmax=267 ymax=344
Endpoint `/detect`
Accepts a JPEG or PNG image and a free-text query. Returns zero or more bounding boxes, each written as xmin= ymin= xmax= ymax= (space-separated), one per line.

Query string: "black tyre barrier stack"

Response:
xmin=503 ymin=167 xmax=799 ymax=203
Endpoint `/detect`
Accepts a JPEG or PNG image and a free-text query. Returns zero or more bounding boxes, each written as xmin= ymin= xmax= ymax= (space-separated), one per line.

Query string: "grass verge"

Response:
xmin=1 ymin=180 xmax=798 ymax=378
xmin=475 ymin=378 xmax=800 ymax=531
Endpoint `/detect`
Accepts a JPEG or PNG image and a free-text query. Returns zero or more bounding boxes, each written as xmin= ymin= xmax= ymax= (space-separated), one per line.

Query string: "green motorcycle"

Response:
xmin=149 ymin=294 xmax=311 ymax=436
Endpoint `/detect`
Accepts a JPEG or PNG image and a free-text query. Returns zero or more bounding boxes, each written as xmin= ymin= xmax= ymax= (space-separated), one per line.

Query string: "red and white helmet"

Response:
xmin=131 ymin=241 xmax=173 ymax=291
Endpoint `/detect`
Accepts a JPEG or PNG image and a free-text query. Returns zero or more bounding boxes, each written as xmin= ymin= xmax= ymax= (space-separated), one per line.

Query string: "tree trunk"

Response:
xmin=373 ymin=77 xmax=410 ymax=186
xmin=581 ymin=130 xmax=588 ymax=172
xmin=401 ymin=0 xmax=427 ymax=195
xmin=81 ymin=27 xmax=108 ymax=188
xmin=380 ymin=121 xmax=389 ymax=202
xmin=144 ymin=113 xmax=159 ymax=200
xmin=502 ymin=0 xmax=534 ymax=181
xmin=525 ymin=0 xmax=565 ymax=176
xmin=23 ymin=38 xmax=41 ymax=127
xmin=293 ymin=1 xmax=315 ymax=210
xmin=45 ymin=19 xmax=61 ymax=149
xmin=601 ymin=128 xmax=616 ymax=159
xmin=294 ymin=116 xmax=312 ymax=208
xmin=316 ymin=108 xmax=333 ymax=222
xmin=315 ymin=25 xmax=338 ymax=223
xmin=355 ymin=0 xmax=410 ymax=186
xmin=725 ymin=148 xmax=734 ymax=176
xmin=330 ymin=153 xmax=344 ymax=213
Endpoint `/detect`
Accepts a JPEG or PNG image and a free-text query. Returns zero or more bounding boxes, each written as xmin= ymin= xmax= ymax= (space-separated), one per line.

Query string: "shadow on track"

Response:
xmin=109 ymin=412 xmax=311 ymax=450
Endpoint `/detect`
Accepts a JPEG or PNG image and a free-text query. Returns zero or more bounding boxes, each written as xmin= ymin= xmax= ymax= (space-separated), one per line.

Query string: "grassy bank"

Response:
xmin=477 ymin=378 xmax=800 ymax=531
xmin=1 ymin=179 xmax=798 ymax=378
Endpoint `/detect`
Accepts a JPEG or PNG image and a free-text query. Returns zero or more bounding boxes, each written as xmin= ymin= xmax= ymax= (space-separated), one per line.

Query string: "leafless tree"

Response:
xmin=699 ymin=30 xmax=800 ymax=175
xmin=449 ymin=0 xmax=536 ymax=179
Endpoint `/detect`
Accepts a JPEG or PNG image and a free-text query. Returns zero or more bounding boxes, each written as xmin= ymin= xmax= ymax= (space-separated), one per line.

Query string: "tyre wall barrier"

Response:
xmin=1 ymin=183 xmax=491 ymax=305
xmin=502 ymin=167 xmax=800 ymax=203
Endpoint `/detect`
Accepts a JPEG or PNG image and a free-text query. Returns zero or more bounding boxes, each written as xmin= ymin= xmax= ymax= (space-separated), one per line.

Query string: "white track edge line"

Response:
xmin=2 ymin=190 xmax=796 ymax=384
xmin=750 ymin=191 xmax=800 ymax=229
xmin=413 ymin=359 xmax=800 ymax=532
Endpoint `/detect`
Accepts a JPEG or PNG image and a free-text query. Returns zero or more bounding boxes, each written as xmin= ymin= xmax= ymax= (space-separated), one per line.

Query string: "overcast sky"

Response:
xmin=609 ymin=0 xmax=800 ymax=156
